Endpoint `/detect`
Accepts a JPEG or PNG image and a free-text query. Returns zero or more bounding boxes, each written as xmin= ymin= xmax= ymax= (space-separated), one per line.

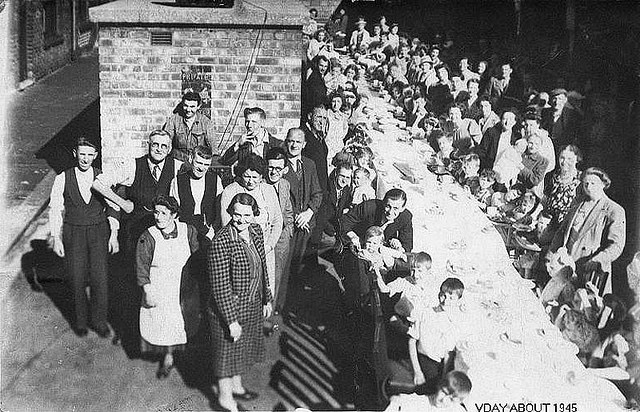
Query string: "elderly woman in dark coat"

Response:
xmin=549 ymin=167 xmax=626 ymax=295
xmin=207 ymin=193 xmax=272 ymax=412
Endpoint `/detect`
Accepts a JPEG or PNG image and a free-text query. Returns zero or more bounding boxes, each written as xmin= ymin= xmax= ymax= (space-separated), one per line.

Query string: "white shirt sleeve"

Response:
xmin=95 ymin=158 xmax=137 ymax=188
xmin=49 ymin=173 xmax=66 ymax=238
xmin=169 ymin=176 xmax=180 ymax=205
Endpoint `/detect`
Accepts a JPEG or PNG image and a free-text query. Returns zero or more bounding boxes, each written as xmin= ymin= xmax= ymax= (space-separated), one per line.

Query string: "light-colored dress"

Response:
xmin=139 ymin=222 xmax=192 ymax=348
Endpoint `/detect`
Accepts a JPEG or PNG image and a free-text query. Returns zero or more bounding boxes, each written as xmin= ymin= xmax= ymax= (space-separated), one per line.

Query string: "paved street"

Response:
xmin=1 ymin=211 xmax=360 ymax=411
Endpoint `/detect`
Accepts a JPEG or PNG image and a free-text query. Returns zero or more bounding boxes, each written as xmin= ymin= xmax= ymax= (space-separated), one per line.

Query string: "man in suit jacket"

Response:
xmin=541 ymin=89 xmax=583 ymax=149
xmin=220 ymin=107 xmax=282 ymax=166
xmin=49 ymin=137 xmax=119 ymax=337
xmin=474 ymin=109 xmax=520 ymax=171
xmin=265 ymin=147 xmax=295 ymax=312
xmin=549 ymin=168 xmax=626 ymax=294
xmin=282 ymin=128 xmax=323 ymax=290
xmin=485 ymin=62 xmax=524 ymax=110
xmin=340 ymin=188 xmax=413 ymax=313
xmin=341 ymin=188 xmax=413 ymax=254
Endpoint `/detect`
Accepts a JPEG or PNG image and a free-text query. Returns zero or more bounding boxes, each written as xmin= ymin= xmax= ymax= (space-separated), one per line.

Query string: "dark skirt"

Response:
xmin=208 ymin=294 xmax=265 ymax=378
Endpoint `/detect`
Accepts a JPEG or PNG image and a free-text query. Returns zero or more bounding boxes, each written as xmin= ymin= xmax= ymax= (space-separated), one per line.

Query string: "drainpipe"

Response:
xmin=71 ymin=0 xmax=77 ymax=56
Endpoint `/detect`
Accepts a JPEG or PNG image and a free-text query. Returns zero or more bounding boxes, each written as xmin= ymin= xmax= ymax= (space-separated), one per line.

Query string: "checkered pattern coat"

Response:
xmin=207 ymin=223 xmax=272 ymax=377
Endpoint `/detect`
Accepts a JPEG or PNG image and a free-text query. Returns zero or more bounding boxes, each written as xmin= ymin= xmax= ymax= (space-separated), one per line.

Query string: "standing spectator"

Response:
xmin=264 ymin=148 xmax=294 ymax=313
xmin=326 ymin=92 xmax=349 ymax=163
xmin=456 ymin=78 xmax=482 ymax=120
xmin=163 ymin=92 xmax=214 ymax=162
xmin=136 ymin=195 xmax=199 ymax=378
xmin=458 ymin=57 xmax=479 ymax=82
xmin=302 ymin=8 xmax=318 ymax=38
xmin=326 ymin=8 xmax=348 ymax=49
xmin=207 ymin=193 xmax=272 ymax=412
xmin=219 ymin=107 xmax=282 ymax=166
xmin=428 ymin=65 xmax=454 ymax=116
xmin=485 ymin=62 xmax=524 ymax=109
xmin=541 ymin=88 xmax=583 ymax=149
xmin=49 ymin=137 xmax=119 ymax=337
xmin=543 ymin=145 xmax=583 ymax=228
xmin=302 ymin=55 xmax=329 ymax=118
xmin=282 ymin=128 xmax=323 ymax=286
xmin=220 ymin=154 xmax=282 ymax=299
xmin=302 ymin=106 xmax=330 ymax=194
xmin=171 ymin=145 xmax=223 ymax=241
xmin=550 ymin=167 xmax=626 ymax=294
xmin=307 ymin=28 xmax=328 ymax=63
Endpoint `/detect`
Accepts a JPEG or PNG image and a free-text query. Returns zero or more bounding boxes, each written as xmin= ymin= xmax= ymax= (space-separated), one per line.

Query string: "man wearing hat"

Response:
xmin=349 ymin=17 xmax=371 ymax=54
xmin=541 ymin=88 xmax=583 ymax=149
xmin=49 ymin=137 xmax=119 ymax=337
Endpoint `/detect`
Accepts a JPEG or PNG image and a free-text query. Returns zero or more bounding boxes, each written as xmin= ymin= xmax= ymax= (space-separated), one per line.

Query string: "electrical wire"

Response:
xmin=217 ymin=0 xmax=268 ymax=151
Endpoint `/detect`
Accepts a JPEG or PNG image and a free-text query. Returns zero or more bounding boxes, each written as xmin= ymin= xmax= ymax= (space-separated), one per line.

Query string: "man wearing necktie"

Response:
xmin=282 ymin=128 xmax=323 ymax=293
xmin=92 ymin=130 xmax=183 ymax=349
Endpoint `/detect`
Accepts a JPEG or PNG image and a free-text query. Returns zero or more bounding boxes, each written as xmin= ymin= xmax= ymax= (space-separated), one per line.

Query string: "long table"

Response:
xmin=362 ymin=95 xmax=626 ymax=411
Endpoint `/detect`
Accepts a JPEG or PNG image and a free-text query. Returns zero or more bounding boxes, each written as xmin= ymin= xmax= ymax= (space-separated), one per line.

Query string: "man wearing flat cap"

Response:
xmin=541 ymin=88 xmax=584 ymax=149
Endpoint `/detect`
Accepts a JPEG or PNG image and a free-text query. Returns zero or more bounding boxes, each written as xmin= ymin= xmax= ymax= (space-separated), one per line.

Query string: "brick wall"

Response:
xmin=97 ymin=26 xmax=303 ymax=166
xmin=6 ymin=0 xmax=94 ymax=89
xmin=300 ymin=0 xmax=342 ymax=22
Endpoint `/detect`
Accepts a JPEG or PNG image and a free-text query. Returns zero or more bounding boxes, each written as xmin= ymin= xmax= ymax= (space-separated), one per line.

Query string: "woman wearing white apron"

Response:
xmin=220 ymin=154 xmax=283 ymax=299
xmin=137 ymin=195 xmax=199 ymax=378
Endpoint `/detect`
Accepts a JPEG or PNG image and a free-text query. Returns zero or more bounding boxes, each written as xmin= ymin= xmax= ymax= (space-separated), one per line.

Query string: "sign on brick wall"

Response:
xmin=181 ymin=65 xmax=212 ymax=118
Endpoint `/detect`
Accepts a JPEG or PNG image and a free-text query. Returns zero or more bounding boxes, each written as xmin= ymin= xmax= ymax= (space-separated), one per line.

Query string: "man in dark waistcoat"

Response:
xmin=93 ymin=130 xmax=184 ymax=252
xmin=49 ymin=137 xmax=119 ymax=337
xmin=170 ymin=145 xmax=223 ymax=242
xmin=92 ymin=130 xmax=183 ymax=350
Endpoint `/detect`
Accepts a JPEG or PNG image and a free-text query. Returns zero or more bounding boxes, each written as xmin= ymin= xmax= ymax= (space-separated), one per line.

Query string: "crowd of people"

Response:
xmin=46 ymin=7 xmax=634 ymax=412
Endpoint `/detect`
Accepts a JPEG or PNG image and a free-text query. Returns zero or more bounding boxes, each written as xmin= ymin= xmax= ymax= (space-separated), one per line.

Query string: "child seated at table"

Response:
xmin=385 ymin=370 xmax=472 ymax=412
xmin=540 ymin=248 xmax=577 ymax=306
xmin=352 ymin=167 xmax=376 ymax=206
xmin=555 ymin=297 xmax=601 ymax=366
xmin=434 ymin=131 xmax=455 ymax=168
xmin=408 ymin=278 xmax=465 ymax=395
xmin=493 ymin=138 xmax=528 ymax=188
xmin=375 ymin=252 xmax=437 ymax=317
xmin=351 ymin=145 xmax=377 ymax=187
xmin=509 ymin=191 xmax=541 ymax=225
xmin=456 ymin=154 xmax=480 ymax=193
xmin=358 ymin=226 xmax=406 ymax=273
xmin=473 ymin=168 xmax=496 ymax=210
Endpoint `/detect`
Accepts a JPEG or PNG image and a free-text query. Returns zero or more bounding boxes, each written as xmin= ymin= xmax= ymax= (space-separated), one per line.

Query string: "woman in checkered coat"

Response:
xmin=208 ymin=193 xmax=273 ymax=412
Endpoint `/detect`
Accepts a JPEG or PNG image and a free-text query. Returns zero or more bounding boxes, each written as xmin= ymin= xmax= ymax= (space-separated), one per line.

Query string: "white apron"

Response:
xmin=139 ymin=222 xmax=190 ymax=347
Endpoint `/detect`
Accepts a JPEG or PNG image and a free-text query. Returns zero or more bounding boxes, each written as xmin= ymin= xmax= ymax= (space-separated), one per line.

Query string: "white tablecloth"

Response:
xmin=365 ymin=96 xmax=627 ymax=412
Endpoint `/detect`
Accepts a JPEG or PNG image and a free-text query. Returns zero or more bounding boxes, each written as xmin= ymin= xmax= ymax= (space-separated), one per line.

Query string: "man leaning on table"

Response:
xmin=341 ymin=188 xmax=413 ymax=254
